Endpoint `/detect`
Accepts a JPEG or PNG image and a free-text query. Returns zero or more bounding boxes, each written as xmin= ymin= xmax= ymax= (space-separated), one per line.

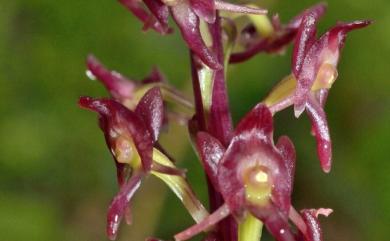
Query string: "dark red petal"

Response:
xmin=119 ymin=0 xmax=171 ymax=34
xmin=79 ymin=97 xmax=153 ymax=172
xmin=292 ymin=6 xmax=325 ymax=78
xmin=174 ymin=203 xmax=231 ymax=241
xmin=171 ymin=2 xmax=221 ymax=69
xmin=190 ymin=0 xmax=216 ymax=23
xmin=305 ymin=96 xmax=332 ymax=173
xmin=276 ymin=136 xmax=296 ymax=196
xmin=86 ymin=55 xmax=136 ymax=101
xmin=196 ymin=132 xmax=226 ymax=191
xmin=143 ymin=0 xmax=170 ymax=29
xmin=107 ymin=174 xmax=142 ymax=240
xmin=287 ymin=2 xmax=327 ymax=30
xmin=234 ymin=103 xmax=273 ymax=143
xmin=248 ymin=204 xmax=295 ymax=241
xmin=135 ymin=87 xmax=164 ymax=142
xmin=325 ymin=20 xmax=372 ymax=52
xmin=300 ymin=209 xmax=323 ymax=241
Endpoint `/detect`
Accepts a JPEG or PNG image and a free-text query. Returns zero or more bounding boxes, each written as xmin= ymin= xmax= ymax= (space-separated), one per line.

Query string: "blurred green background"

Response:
xmin=0 ymin=0 xmax=389 ymax=240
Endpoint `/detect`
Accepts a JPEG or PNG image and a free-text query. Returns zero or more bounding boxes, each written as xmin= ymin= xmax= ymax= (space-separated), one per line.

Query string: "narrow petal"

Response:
xmin=135 ymin=87 xmax=164 ymax=142
xmin=292 ymin=7 xmax=324 ymax=78
xmin=190 ymin=0 xmax=216 ymax=23
xmin=107 ymin=174 xmax=142 ymax=240
xmin=234 ymin=103 xmax=273 ymax=143
xmin=305 ymin=96 xmax=332 ymax=173
xmin=287 ymin=2 xmax=327 ymax=30
xmin=86 ymin=55 xmax=136 ymax=101
xmin=119 ymin=0 xmax=171 ymax=34
xmin=79 ymin=97 xmax=153 ymax=171
xmin=143 ymin=0 xmax=170 ymax=29
xmin=171 ymin=2 xmax=221 ymax=69
xmin=196 ymin=132 xmax=226 ymax=191
xmin=324 ymin=20 xmax=372 ymax=54
xmin=174 ymin=203 xmax=231 ymax=241
xmin=300 ymin=209 xmax=322 ymax=241
xmin=276 ymin=136 xmax=296 ymax=196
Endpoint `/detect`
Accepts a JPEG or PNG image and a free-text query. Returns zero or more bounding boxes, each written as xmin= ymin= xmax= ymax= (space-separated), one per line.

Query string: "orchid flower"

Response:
xmin=175 ymin=104 xmax=332 ymax=241
xmin=264 ymin=11 xmax=371 ymax=173
xmin=79 ymin=91 xmax=208 ymax=240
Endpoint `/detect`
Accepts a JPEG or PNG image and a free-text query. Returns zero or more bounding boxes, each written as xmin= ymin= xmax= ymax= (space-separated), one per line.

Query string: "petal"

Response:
xmin=119 ymin=0 xmax=171 ymax=34
xmin=292 ymin=6 xmax=325 ymax=78
xmin=174 ymin=203 xmax=231 ymax=241
xmin=86 ymin=55 xmax=136 ymax=101
xmin=135 ymin=87 xmax=164 ymax=142
xmin=143 ymin=0 xmax=170 ymax=29
xmin=190 ymin=0 xmax=216 ymax=23
xmin=299 ymin=209 xmax=323 ymax=241
xmin=287 ymin=2 xmax=327 ymax=30
xmin=276 ymin=136 xmax=296 ymax=197
xmin=107 ymin=174 xmax=142 ymax=240
xmin=79 ymin=97 xmax=153 ymax=172
xmin=326 ymin=20 xmax=372 ymax=52
xmin=196 ymin=132 xmax=226 ymax=191
xmin=305 ymin=96 xmax=332 ymax=173
xmin=248 ymin=204 xmax=295 ymax=241
xmin=234 ymin=103 xmax=273 ymax=143
xmin=171 ymin=1 xmax=221 ymax=69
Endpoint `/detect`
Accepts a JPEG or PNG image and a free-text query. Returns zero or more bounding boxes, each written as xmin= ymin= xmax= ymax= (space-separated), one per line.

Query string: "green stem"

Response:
xmin=238 ymin=213 xmax=263 ymax=241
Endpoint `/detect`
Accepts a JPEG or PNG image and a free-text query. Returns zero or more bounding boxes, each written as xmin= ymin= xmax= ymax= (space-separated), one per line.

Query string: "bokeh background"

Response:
xmin=0 ymin=0 xmax=389 ymax=240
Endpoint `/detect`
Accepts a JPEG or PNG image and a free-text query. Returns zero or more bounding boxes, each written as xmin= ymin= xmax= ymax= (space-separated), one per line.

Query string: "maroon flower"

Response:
xmin=79 ymin=88 xmax=165 ymax=239
xmin=291 ymin=13 xmax=371 ymax=172
xmin=175 ymin=104 xmax=297 ymax=241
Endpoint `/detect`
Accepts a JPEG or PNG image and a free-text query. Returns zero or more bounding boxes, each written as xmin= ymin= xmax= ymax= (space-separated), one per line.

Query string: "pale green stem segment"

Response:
xmin=263 ymin=74 xmax=296 ymax=107
xmin=238 ymin=213 xmax=264 ymax=241
xmin=151 ymin=148 xmax=209 ymax=223
xmin=199 ymin=67 xmax=214 ymax=112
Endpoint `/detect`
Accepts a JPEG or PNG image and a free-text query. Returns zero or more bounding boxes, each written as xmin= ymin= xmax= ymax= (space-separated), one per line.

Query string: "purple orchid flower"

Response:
xmin=79 ymin=88 xmax=184 ymax=239
xmin=291 ymin=12 xmax=371 ymax=172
